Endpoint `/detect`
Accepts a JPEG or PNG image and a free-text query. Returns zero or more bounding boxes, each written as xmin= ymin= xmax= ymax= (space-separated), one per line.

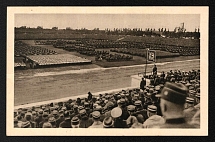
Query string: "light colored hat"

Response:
xmin=111 ymin=107 xmax=122 ymax=118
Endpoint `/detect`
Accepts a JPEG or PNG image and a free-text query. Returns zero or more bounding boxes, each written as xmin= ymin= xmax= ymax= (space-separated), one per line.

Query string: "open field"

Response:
xmin=14 ymin=40 xmax=200 ymax=106
xmin=18 ymin=40 xmax=199 ymax=68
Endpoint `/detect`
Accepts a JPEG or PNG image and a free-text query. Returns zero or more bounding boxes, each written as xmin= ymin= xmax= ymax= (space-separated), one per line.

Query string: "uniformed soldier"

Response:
xmin=143 ymin=105 xmax=165 ymax=128
xmin=140 ymin=77 xmax=146 ymax=90
xmin=153 ymin=64 xmax=157 ymax=75
xmin=156 ymin=82 xmax=197 ymax=128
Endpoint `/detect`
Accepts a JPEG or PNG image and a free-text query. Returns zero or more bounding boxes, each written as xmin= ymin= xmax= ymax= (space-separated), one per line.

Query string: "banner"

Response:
xmin=147 ymin=50 xmax=156 ymax=62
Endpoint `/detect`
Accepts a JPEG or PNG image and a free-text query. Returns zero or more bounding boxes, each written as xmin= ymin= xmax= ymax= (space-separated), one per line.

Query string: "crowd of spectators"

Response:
xmin=14 ymin=69 xmax=200 ymax=128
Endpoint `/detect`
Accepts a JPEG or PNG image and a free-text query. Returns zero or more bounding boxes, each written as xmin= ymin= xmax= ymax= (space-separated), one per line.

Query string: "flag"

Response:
xmin=147 ymin=50 xmax=156 ymax=62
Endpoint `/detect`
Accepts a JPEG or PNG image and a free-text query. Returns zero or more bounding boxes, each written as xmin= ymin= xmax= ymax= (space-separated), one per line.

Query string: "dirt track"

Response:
xmin=14 ymin=59 xmax=200 ymax=106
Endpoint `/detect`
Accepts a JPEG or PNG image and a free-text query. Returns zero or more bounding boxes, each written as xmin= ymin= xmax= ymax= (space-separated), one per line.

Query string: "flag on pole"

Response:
xmin=147 ymin=50 xmax=156 ymax=62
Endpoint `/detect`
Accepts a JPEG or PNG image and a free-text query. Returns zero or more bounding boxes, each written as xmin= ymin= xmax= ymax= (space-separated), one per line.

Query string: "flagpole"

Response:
xmin=145 ymin=48 xmax=148 ymax=76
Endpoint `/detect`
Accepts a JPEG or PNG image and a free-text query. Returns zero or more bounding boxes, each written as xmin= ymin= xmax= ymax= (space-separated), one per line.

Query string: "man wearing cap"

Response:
xmin=156 ymin=82 xmax=196 ymax=128
xmin=79 ymin=109 xmax=93 ymax=128
xmin=88 ymin=111 xmax=103 ymax=128
xmin=104 ymin=102 xmax=115 ymax=118
xmin=59 ymin=111 xmax=72 ymax=128
xmin=42 ymin=122 xmax=52 ymax=128
xmin=134 ymin=100 xmax=148 ymax=122
xmin=111 ymin=107 xmax=128 ymax=128
xmin=21 ymin=121 xmax=31 ymax=128
xmin=128 ymin=116 xmax=143 ymax=128
xmin=117 ymin=99 xmax=130 ymax=120
xmin=94 ymin=105 xmax=105 ymax=122
xmin=25 ymin=112 xmax=36 ymax=128
xmin=35 ymin=109 xmax=44 ymax=128
xmin=39 ymin=112 xmax=49 ymax=128
xmin=48 ymin=117 xmax=57 ymax=128
xmin=56 ymin=110 xmax=65 ymax=128
xmin=184 ymin=97 xmax=198 ymax=123
xmin=143 ymin=105 xmax=165 ymax=128
xmin=71 ymin=116 xmax=80 ymax=128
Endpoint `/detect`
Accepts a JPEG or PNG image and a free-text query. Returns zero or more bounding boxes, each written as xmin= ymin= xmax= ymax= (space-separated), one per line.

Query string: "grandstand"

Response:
xmin=14 ymin=69 xmax=200 ymax=128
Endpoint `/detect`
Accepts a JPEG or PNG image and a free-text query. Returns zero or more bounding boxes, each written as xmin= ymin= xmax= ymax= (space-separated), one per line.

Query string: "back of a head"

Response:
xmin=156 ymin=82 xmax=188 ymax=118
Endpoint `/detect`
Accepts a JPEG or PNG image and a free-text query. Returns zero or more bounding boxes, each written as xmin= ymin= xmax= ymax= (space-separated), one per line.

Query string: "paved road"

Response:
xmin=14 ymin=59 xmax=200 ymax=106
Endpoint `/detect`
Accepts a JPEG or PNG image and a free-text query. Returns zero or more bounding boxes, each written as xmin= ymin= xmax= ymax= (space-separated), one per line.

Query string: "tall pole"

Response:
xmin=145 ymin=48 xmax=148 ymax=76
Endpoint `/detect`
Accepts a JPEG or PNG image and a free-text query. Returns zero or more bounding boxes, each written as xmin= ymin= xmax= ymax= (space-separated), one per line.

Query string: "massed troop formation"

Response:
xmin=14 ymin=69 xmax=200 ymax=129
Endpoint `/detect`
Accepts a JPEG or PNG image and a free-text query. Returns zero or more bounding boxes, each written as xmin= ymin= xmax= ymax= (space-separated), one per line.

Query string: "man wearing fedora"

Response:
xmin=156 ymin=82 xmax=196 ymax=128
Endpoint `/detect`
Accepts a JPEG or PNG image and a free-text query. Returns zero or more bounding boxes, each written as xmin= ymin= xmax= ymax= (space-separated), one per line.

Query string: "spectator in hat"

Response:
xmin=56 ymin=110 xmax=65 ymax=128
xmin=21 ymin=121 xmax=31 ymax=128
xmin=140 ymin=77 xmax=146 ymax=90
xmin=184 ymin=97 xmax=198 ymax=123
xmin=31 ymin=111 xmax=37 ymax=122
xmin=156 ymin=82 xmax=196 ymax=128
xmin=94 ymin=105 xmax=105 ymax=122
xmin=111 ymin=107 xmax=128 ymax=128
xmin=160 ymin=71 xmax=165 ymax=84
xmin=126 ymin=115 xmax=138 ymax=128
xmin=89 ymin=111 xmax=103 ymax=128
xmin=84 ymin=102 xmax=93 ymax=116
xmin=71 ymin=105 xmax=80 ymax=117
xmin=71 ymin=116 xmax=80 ymax=128
xmin=103 ymin=117 xmax=114 ymax=128
xmin=48 ymin=117 xmax=57 ymax=128
xmin=59 ymin=111 xmax=72 ymax=128
xmin=104 ymin=102 xmax=115 ymax=118
xmin=25 ymin=112 xmax=36 ymax=128
xmin=134 ymin=100 xmax=148 ymax=122
xmin=39 ymin=112 xmax=49 ymax=128
xmin=35 ymin=109 xmax=44 ymax=128
xmin=143 ymin=105 xmax=165 ymax=128
xmin=79 ymin=109 xmax=93 ymax=128
xmin=42 ymin=122 xmax=52 ymax=128
xmin=129 ymin=116 xmax=143 ymax=128
xmin=117 ymin=99 xmax=130 ymax=120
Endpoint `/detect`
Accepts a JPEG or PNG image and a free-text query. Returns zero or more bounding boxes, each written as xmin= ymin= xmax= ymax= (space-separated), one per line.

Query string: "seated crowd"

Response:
xmin=14 ymin=69 xmax=200 ymax=128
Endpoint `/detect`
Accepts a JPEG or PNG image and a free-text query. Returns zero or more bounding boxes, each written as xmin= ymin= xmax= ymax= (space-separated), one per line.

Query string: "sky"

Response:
xmin=15 ymin=14 xmax=200 ymax=32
